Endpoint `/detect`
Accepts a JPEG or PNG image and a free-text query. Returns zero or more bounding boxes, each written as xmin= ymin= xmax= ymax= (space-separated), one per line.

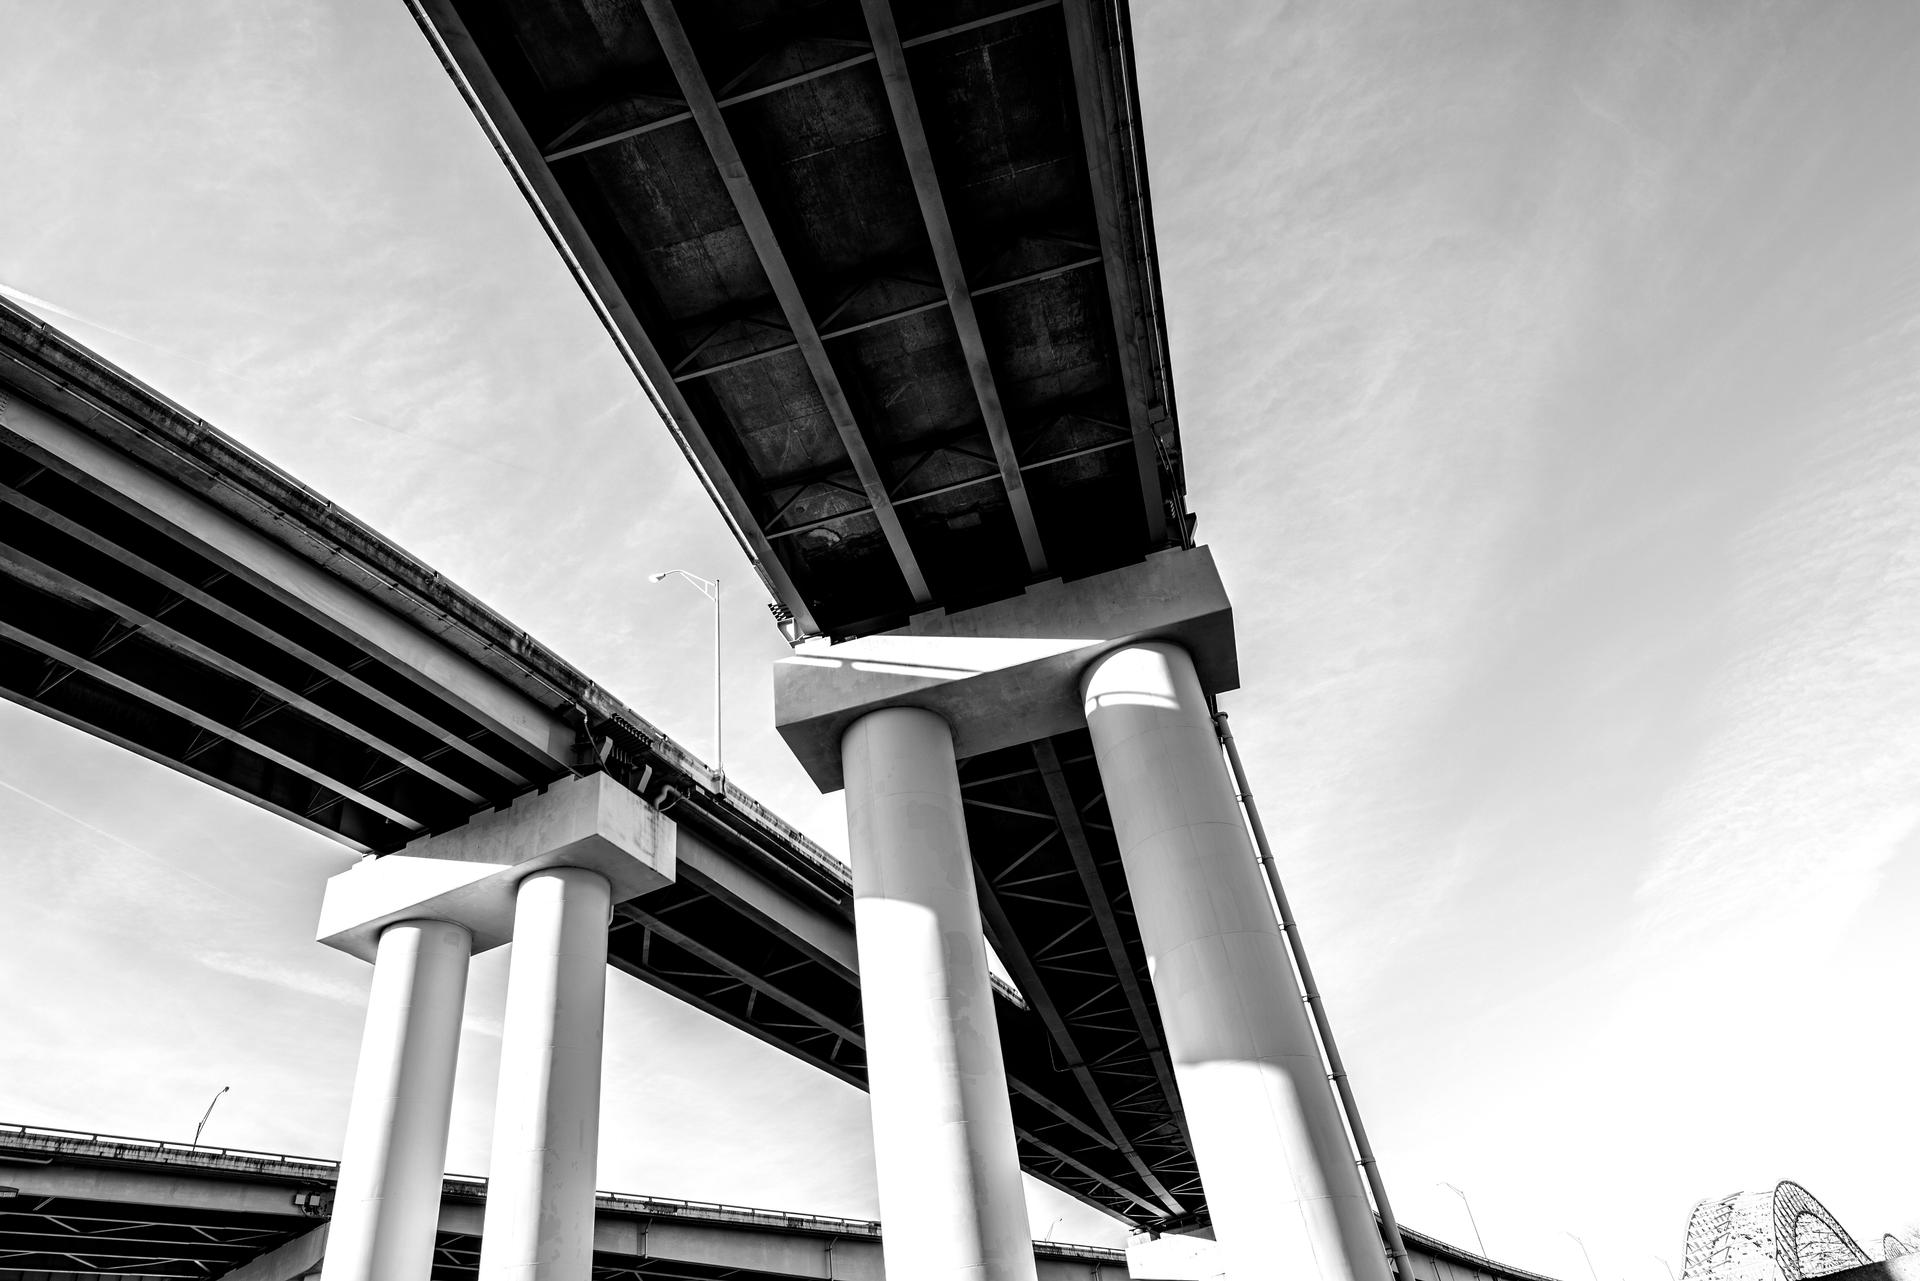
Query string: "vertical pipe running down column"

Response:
xmin=478 ymin=867 xmax=613 ymax=1281
xmin=322 ymin=918 xmax=471 ymax=1281
xmin=1216 ymin=710 xmax=1416 ymax=1281
xmin=841 ymin=705 xmax=1038 ymax=1281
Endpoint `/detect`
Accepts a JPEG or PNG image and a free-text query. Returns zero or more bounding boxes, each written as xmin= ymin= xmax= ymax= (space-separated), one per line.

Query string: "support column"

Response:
xmin=1081 ymin=642 xmax=1389 ymax=1281
xmin=841 ymin=706 xmax=1038 ymax=1281
xmin=477 ymin=867 xmax=613 ymax=1281
xmin=321 ymin=919 xmax=471 ymax=1281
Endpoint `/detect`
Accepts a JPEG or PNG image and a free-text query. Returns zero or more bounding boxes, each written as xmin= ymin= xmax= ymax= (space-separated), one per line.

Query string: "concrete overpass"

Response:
xmin=0 ymin=295 xmax=1181 ymax=1226
xmin=0 ymin=1124 xmax=1554 ymax=1281
xmin=398 ymin=1 xmax=1381 ymax=1279
xmin=0 ymin=294 xmax=1559 ymax=1281
xmin=1 ymin=1 xmax=1523 ymax=1277
xmin=0 ymin=1123 xmax=1128 ymax=1280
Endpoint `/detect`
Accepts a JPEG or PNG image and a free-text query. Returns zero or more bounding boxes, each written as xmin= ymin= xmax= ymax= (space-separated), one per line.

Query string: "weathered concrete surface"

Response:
xmin=775 ymin=547 xmax=1237 ymax=790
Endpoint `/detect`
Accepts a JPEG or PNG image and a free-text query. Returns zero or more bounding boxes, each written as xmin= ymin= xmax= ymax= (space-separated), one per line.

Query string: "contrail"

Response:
xmin=0 ymin=775 xmax=250 ymax=908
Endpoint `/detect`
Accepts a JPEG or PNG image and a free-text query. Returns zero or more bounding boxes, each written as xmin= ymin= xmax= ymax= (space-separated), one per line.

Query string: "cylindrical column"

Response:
xmin=1081 ymin=642 xmax=1390 ymax=1281
xmin=322 ymin=918 xmax=472 ymax=1281
xmin=477 ymin=867 xmax=613 ymax=1281
xmin=842 ymin=706 xmax=1038 ymax=1281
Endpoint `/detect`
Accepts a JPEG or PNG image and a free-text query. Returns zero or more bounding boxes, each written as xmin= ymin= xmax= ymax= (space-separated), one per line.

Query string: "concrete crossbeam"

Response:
xmin=774 ymin=546 xmax=1236 ymax=790
xmin=315 ymin=772 xmax=676 ymax=961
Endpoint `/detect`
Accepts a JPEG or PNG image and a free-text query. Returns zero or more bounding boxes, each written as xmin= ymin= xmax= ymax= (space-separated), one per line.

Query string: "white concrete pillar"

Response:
xmin=477 ymin=867 xmax=613 ymax=1281
xmin=322 ymin=918 xmax=471 ymax=1281
xmin=841 ymin=706 xmax=1038 ymax=1281
xmin=1081 ymin=642 xmax=1389 ymax=1281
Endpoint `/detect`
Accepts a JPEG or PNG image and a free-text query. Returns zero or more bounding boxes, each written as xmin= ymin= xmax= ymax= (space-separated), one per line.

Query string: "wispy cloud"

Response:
xmin=195 ymin=951 xmax=369 ymax=1007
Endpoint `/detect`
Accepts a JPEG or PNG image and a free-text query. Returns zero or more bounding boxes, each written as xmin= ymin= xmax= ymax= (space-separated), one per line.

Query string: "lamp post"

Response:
xmin=1567 ymin=1233 xmax=1601 ymax=1281
xmin=648 ymin=570 xmax=722 ymax=782
xmin=1442 ymin=1183 xmax=1488 ymax=1258
xmin=191 ymin=1086 xmax=229 ymax=1149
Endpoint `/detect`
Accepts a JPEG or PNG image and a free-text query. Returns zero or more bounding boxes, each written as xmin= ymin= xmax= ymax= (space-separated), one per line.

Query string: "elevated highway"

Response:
xmin=0 ymin=1124 xmax=1553 ymax=1281
xmin=6 ymin=1 xmax=1441 ymax=1277
xmin=0 ymin=297 xmax=1184 ymax=1227
xmin=0 ymin=1124 xmax=1128 ymax=1280
xmin=399 ymin=0 xmax=1217 ymax=1252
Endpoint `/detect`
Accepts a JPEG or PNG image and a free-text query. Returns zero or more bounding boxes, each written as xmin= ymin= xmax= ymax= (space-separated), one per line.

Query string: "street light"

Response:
xmin=191 ymin=1085 xmax=229 ymax=1149
xmin=648 ymin=569 xmax=722 ymax=782
xmin=1441 ymin=1183 xmax=1489 ymax=1257
xmin=1566 ymin=1232 xmax=1601 ymax=1281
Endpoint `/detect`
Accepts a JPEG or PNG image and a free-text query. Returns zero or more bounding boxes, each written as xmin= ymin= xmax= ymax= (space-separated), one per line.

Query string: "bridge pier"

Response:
xmin=320 ymin=918 xmax=471 ymax=1281
xmin=314 ymin=774 xmax=676 ymax=1281
xmin=842 ymin=706 xmax=1038 ymax=1281
xmin=1083 ymin=642 xmax=1390 ymax=1281
xmin=478 ymin=866 xmax=614 ymax=1281
xmin=777 ymin=549 xmax=1392 ymax=1281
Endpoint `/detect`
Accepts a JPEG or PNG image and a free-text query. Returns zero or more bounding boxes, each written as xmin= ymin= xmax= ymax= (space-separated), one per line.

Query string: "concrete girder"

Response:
xmin=0 ymin=392 xmax=573 ymax=771
xmin=403 ymin=0 xmax=820 ymax=636
xmin=1058 ymin=0 xmax=1168 ymax=547
xmin=636 ymin=0 xmax=933 ymax=607
xmin=0 ymin=481 xmax=531 ymax=788
xmin=861 ymin=0 xmax=1049 ymax=578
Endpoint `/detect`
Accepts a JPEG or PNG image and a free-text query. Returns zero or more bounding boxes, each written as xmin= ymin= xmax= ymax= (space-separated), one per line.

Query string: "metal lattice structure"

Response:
xmin=1680 ymin=1183 xmax=1873 ymax=1281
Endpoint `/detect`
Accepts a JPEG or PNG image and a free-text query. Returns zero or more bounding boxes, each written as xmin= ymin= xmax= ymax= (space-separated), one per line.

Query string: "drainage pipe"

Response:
xmin=1213 ymin=710 xmax=1417 ymax=1281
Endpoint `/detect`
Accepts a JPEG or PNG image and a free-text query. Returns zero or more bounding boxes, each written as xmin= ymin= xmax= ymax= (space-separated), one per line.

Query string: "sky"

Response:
xmin=1 ymin=0 xmax=1917 ymax=1275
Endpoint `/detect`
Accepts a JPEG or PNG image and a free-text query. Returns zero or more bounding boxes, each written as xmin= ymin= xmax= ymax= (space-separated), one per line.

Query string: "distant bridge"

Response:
xmin=0 ymin=1123 xmax=1126 ymax=1281
xmin=1682 ymin=1183 xmax=1874 ymax=1281
xmin=0 ymin=1124 xmax=1549 ymax=1281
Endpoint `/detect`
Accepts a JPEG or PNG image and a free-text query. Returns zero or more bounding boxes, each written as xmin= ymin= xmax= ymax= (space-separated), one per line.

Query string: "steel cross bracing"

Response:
xmin=408 ymin=0 xmax=1186 ymax=638
xmin=597 ymin=717 xmax=1198 ymax=1226
xmin=960 ymin=730 xmax=1202 ymax=1222
xmin=0 ymin=1199 xmax=313 ymax=1278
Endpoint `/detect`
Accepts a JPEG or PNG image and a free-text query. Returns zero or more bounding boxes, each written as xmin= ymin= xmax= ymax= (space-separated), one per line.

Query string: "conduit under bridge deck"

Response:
xmin=0 ymin=297 xmax=1199 ymax=1230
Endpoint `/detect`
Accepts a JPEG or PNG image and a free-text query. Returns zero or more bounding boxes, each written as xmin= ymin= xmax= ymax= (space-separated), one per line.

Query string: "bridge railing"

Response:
xmin=0 ymin=1121 xmax=340 ymax=1176
xmin=0 ymin=1122 xmax=1122 ymax=1261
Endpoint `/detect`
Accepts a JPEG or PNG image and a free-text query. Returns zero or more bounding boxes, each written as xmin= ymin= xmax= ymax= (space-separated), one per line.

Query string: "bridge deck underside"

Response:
xmin=420 ymin=0 xmax=1183 ymax=638
xmin=0 ymin=1196 xmax=312 ymax=1279
xmin=0 ymin=172 xmax=1203 ymax=1227
xmin=0 ymin=431 xmax=558 ymax=852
